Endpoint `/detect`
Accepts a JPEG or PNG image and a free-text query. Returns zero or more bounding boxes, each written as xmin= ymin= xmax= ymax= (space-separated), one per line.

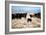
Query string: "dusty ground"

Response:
xmin=12 ymin=17 xmax=41 ymax=29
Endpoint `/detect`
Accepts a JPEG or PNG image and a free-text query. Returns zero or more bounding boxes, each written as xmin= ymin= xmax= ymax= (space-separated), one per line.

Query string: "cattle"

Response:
xmin=27 ymin=18 xmax=32 ymax=22
xmin=12 ymin=13 xmax=27 ymax=19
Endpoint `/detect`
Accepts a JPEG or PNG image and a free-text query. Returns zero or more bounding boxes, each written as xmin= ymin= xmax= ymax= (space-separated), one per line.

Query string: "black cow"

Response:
xmin=27 ymin=18 xmax=32 ymax=22
xmin=12 ymin=13 xmax=27 ymax=19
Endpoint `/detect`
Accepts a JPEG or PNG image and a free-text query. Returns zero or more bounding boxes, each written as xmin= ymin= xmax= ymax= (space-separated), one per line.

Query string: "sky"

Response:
xmin=12 ymin=6 xmax=41 ymax=14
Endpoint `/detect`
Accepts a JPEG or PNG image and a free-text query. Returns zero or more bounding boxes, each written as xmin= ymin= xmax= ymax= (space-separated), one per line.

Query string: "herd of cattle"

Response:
xmin=12 ymin=13 xmax=40 ymax=22
xmin=12 ymin=13 xmax=41 ymax=28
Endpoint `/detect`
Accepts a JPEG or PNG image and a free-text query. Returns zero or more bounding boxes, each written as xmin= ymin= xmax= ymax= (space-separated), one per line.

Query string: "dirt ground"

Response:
xmin=12 ymin=17 xmax=41 ymax=29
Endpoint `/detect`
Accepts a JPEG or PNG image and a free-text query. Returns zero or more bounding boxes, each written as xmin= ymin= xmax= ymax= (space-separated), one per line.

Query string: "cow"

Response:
xmin=12 ymin=13 xmax=27 ymax=19
xmin=27 ymin=18 xmax=32 ymax=22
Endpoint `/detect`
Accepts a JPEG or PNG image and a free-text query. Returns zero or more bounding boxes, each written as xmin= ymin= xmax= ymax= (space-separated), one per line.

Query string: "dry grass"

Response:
xmin=12 ymin=17 xmax=41 ymax=29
